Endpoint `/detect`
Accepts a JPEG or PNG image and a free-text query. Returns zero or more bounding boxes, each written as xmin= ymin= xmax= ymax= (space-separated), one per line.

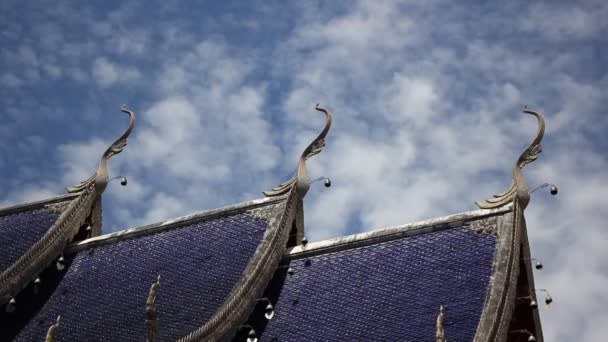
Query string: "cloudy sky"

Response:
xmin=1 ymin=0 xmax=606 ymax=340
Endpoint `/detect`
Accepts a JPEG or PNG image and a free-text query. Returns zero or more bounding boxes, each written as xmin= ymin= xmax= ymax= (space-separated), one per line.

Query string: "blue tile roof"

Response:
xmin=8 ymin=210 xmax=270 ymax=341
xmin=243 ymin=226 xmax=497 ymax=341
xmin=0 ymin=208 xmax=60 ymax=272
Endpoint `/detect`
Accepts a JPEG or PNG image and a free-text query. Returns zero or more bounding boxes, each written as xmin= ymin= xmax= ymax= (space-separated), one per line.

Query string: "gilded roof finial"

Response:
xmin=436 ymin=305 xmax=445 ymax=342
xmin=146 ymin=275 xmax=160 ymax=342
xmin=264 ymin=104 xmax=332 ymax=199
xmin=475 ymin=106 xmax=545 ymax=210
xmin=67 ymin=105 xmax=136 ymax=194
xmin=44 ymin=315 xmax=61 ymax=342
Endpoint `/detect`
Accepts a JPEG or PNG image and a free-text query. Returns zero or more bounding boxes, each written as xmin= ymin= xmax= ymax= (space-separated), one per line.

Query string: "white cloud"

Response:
xmin=92 ymin=57 xmax=140 ymax=88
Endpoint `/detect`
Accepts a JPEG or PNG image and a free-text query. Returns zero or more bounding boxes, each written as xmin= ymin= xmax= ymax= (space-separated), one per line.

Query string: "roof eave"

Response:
xmin=286 ymin=204 xmax=513 ymax=260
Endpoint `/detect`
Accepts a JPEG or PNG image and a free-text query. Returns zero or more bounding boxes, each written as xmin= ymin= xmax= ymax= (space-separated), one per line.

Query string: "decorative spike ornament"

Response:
xmin=436 ymin=305 xmax=445 ymax=342
xmin=146 ymin=275 xmax=161 ymax=342
xmin=45 ymin=315 xmax=61 ymax=342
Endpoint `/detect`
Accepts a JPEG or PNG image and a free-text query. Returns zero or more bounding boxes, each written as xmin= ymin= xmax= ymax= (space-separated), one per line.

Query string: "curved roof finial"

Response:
xmin=264 ymin=104 xmax=332 ymax=199
xmin=45 ymin=315 xmax=61 ymax=342
xmin=67 ymin=105 xmax=136 ymax=194
xmin=476 ymin=106 xmax=545 ymax=210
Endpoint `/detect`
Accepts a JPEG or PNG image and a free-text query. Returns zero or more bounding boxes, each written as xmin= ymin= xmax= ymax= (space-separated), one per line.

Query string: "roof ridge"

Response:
xmin=66 ymin=195 xmax=288 ymax=253
xmin=0 ymin=193 xmax=79 ymax=217
xmin=285 ymin=204 xmax=512 ymax=260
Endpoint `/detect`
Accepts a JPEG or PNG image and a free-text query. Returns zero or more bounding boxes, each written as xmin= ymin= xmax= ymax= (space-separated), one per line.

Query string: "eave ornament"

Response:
xmin=264 ymin=104 xmax=332 ymax=199
xmin=66 ymin=104 xmax=136 ymax=194
xmin=476 ymin=106 xmax=545 ymax=210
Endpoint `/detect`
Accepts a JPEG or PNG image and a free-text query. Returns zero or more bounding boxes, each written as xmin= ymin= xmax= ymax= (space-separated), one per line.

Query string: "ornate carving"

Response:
xmin=67 ymin=105 xmax=136 ymax=194
xmin=476 ymin=106 xmax=545 ymax=210
xmin=468 ymin=216 xmax=498 ymax=235
xmin=45 ymin=201 xmax=71 ymax=214
xmin=264 ymin=104 xmax=332 ymax=199
xmin=436 ymin=305 xmax=445 ymax=342
xmin=146 ymin=275 xmax=160 ymax=342
xmin=45 ymin=315 xmax=61 ymax=342
xmin=0 ymin=186 xmax=97 ymax=304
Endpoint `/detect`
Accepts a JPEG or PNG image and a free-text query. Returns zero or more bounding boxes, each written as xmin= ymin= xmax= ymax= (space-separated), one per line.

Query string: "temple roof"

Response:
xmin=0 ymin=104 xmax=547 ymax=341
xmin=0 ymin=195 xmax=75 ymax=274
xmin=241 ymin=206 xmax=512 ymax=341
xmin=3 ymin=196 xmax=289 ymax=341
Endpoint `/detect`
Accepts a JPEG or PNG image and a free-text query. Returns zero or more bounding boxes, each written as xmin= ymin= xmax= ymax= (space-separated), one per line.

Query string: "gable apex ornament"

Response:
xmin=264 ymin=104 xmax=332 ymax=199
xmin=66 ymin=104 xmax=136 ymax=194
xmin=475 ymin=106 xmax=545 ymax=210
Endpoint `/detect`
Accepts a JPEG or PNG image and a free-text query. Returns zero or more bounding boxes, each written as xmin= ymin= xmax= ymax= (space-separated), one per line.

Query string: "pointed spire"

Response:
xmin=45 ymin=315 xmax=61 ymax=342
xmin=436 ymin=305 xmax=445 ymax=342
xmin=67 ymin=104 xmax=136 ymax=194
xmin=146 ymin=275 xmax=160 ymax=342
xmin=476 ymin=106 xmax=545 ymax=210
xmin=264 ymin=104 xmax=332 ymax=199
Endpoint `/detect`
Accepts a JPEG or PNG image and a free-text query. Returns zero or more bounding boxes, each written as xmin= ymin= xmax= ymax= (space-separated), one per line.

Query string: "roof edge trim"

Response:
xmin=66 ymin=196 xmax=287 ymax=254
xmin=0 ymin=193 xmax=79 ymax=217
xmin=286 ymin=204 xmax=512 ymax=260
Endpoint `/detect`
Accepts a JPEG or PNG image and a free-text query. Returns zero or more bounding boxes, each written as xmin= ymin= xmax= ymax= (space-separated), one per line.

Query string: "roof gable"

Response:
xmin=4 ymin=197 xmax=288 ymax=341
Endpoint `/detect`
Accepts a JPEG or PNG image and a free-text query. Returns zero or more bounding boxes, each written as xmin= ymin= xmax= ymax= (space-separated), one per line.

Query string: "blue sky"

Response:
xmin=1 ymin=1 xmax=606 ymax=340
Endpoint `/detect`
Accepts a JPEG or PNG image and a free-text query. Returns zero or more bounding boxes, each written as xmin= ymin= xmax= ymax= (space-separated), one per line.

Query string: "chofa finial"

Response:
xmin=66 ymin=105 xmax=136 ymax=194
xmin=45 ymin=315 xmax=61 ymax=342
xmin=146 ymin=275 xmax=161 ymax=342
xmin=475 ymin=106 xmax=545 ymax=210
xmin=263 ymin=104 xmax=332 ymax=199
xmin=436 ymin=305 xmax=445 ymax=342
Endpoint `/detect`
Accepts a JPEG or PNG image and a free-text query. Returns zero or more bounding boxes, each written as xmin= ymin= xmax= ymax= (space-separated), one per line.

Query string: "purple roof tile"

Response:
xmin=0 ymin=208 xmax=60 ymax=272
xmin=242 ymin=226 xmax=496 ymax=341
xmin=6 ymin=210 xmax=270 ymax=341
